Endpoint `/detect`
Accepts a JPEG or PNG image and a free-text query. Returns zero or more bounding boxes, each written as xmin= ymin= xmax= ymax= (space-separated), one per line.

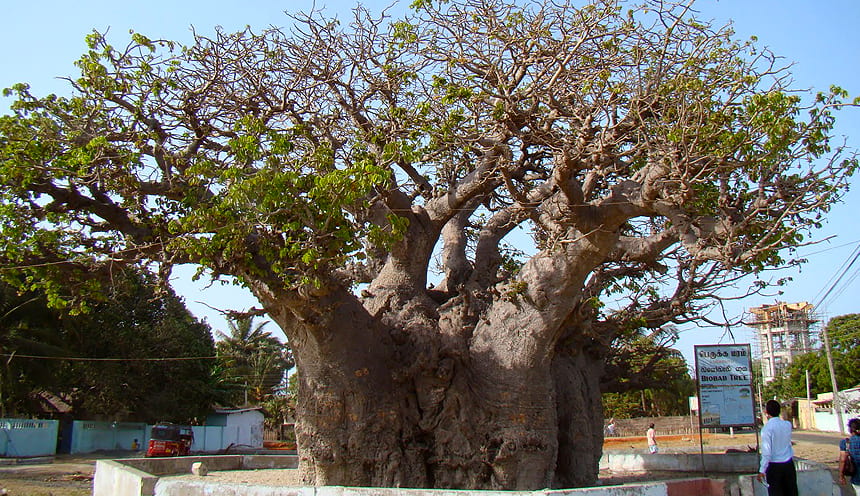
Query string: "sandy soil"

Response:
xmin=165 ymin=466 xmax=305 ymax=486
xmin=0 ymin=455 xmax=95 ymax=496
xmin=605 ymin=431 xmax=845 ymax=469
xmin=0 ymin=432 xmax=850 ymax=494
xmin=794 ymin=440 xmax=843 ymax=468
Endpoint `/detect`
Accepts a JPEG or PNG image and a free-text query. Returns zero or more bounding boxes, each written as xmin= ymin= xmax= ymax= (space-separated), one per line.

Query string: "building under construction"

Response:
xmin=746 ymin=302 xmax=817 ymax=383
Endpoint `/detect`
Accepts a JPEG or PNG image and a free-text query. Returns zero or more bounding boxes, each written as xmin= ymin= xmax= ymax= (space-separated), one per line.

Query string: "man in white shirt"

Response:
xmin=757 ymin=400 xmax=797 ymax=496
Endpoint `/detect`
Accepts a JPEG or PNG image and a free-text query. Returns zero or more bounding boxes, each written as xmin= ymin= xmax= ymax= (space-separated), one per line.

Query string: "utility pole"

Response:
xmin=805 ymin=370 xmax=813 ymax=430
xmin=820 ymin=322 xmax=845 ymax=434
xmin=811 ymin=246 xmax=860 ymax=434
xmin=0 ymin=360 xmax=4 ymax=419
xmin=0 ymin=352 xmax=14 ymax=419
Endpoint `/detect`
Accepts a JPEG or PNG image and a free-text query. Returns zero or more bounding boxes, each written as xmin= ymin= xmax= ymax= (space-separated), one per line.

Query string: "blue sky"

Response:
xmin=1 ymin=1 xmax=859 ymax=365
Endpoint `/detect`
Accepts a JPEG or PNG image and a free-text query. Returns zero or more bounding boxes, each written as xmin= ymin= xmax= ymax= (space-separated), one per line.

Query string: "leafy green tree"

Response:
xmin=0 ymin=272 xmax=219 ymax=423
xmin=602 ymin=326 xmax=696 ymax=418
xmin=0 ymin=0 xmax=856 ymax=489
xmin=62 ymin=272 xmax=220 ymax=422
xmin=260 ymin=390 xmax=291 ymax=427
xmin=825 ymin=313 xmax=860 ymax=356
xmin=217 ymin=317 xmax=274 ymax=356
xmin=215 ymin=316 xmax=293 ymax=405
xmin=763 ymin=314 xmax=860 ymax=400
xmin=259 ymin=372 xmax=299 ymax=443
xmin=825 ymin=314 xmax=860 ymax=393
xmin=0 ymin=283 xmax=69 ymax=417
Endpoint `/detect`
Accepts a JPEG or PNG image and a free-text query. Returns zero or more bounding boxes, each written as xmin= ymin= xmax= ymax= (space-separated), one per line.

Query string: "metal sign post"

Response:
xmin=694 ymin=344 xmax=756 ymax=476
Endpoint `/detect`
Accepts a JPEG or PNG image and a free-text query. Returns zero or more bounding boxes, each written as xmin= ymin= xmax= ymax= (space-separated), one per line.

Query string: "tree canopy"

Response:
xmin=0 ymin=270 xmax=220 ymax=423
xmin=0 ymin=281 xmax=65 ymax=417
xmin=0 ymin=0 xmax=856 ymax=489
xmin=764 ymin=313 xmax=860 ymax=400
xmin=601 ymin=325 xmax=696 ymax=418
xmin=215 ymin=315 xmax=293 ymax=406
xmin=0 ymin=0 xmax=854 ymax=316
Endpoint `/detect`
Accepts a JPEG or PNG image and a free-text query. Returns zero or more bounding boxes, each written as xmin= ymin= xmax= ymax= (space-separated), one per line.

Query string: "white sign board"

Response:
xmin=694 ymin=344 xmax=755 ymax=427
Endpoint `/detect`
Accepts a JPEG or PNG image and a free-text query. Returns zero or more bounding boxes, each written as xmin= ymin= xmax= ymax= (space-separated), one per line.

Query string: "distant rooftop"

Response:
xmin=746 ymin=301 xmax=817 ymax=325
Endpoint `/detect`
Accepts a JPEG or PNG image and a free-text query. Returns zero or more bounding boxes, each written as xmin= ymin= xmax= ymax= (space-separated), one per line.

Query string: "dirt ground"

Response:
xmin=605 ymin=431 xmax=843 ymax=464
xmin=0 ymin=454 xmax=98 ymax=496
xmin=0 ymin=432 xmax=851 ymax=495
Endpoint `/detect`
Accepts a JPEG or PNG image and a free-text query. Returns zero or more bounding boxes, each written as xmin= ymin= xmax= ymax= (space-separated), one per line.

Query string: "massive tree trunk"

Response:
xmin=263 ymin=276 xmax=605 ymax=490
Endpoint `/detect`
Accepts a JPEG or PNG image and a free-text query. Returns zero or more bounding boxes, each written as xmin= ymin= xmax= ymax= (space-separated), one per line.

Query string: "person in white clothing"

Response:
xmin=646 ymin=423 xmax=658 ymax=454
xmin=757 ymin=400 xmax=797 ymax=496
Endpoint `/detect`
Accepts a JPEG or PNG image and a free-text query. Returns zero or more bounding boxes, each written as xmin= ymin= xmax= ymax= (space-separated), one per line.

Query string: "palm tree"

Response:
xmin=216 ymin=316 xmax=273 ymax=356
xmin=216 ymin=316 xmax=293 ymax=405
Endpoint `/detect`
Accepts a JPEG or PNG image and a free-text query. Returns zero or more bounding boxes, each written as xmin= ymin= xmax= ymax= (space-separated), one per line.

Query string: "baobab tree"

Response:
xmin=0 ymin=0 xmax=855 ymax=489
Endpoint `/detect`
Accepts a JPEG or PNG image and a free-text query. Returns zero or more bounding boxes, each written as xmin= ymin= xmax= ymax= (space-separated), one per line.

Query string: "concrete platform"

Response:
xmin=93 ymin=455 xmax=298 ymax=496
xmin=93 ymin=453 xmax=839 ymax=496
xmin=153 ymin=478 xmax=724 ymax=496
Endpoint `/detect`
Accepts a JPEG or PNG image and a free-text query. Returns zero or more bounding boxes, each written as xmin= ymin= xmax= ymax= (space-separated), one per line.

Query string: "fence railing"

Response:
xmin=604 ymin=415 xmax=739 ymax=438
xmin=264 ymin=423 xmax=295 ymax=442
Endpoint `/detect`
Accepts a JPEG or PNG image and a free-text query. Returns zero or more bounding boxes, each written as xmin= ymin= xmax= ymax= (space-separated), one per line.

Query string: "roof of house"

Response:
xmin=211 ymin=407 xmax=264 ymax=415
xmin=35 ymin=391 xmax=72 ymax=414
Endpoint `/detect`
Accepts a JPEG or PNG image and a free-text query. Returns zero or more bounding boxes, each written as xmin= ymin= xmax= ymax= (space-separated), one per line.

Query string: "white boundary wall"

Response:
xmin=96 ymin=456 xmax=718 ymax=496
xmin=813 ymin=409 xmax=860 ymax=433
xmin=144 ymin=425 xmax=260 ymax=453
xmin=154 ymin=481 xmax=694 ymax=496
xmin=192 ymin=425 xmax=253 ymax=452
xmin=0 ymin=418 xmax=58 ymax=457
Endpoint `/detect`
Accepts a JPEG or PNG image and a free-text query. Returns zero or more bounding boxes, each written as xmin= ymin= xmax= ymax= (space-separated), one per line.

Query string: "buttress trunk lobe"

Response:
xmin=552 ymin=347 xmax=605 ymax=488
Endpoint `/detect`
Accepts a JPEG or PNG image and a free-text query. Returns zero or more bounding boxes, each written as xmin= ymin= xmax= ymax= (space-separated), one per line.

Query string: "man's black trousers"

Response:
xmin=765 ymin=459 xmax=798 ymax=496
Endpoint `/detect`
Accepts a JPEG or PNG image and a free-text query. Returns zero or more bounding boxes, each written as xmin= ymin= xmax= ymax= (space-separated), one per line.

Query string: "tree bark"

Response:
xmin=268 ymin=289 xmax=430 ymax=487
xmin=267 ymin=286 xmax=605 ymax=490
xmin=552 ymin=343 xmax=605 ymax=488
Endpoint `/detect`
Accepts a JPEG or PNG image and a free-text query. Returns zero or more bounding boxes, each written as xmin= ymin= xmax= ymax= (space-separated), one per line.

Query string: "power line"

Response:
xmin=801 ymin=238 xmax=860 ymax=258
xmin=0 ymin=353 xmax=218 ymax=362
xmin=814 ymin=244 xmax=860 ymax=312
xmin=826 ymin=266 xmax=860 ymax=307
xmin=811 ymin=241 xmax=860 ymax=306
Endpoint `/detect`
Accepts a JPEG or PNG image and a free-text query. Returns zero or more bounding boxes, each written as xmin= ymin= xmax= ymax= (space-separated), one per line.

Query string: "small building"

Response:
xmin=205 ymin=407 xmax=264 ymax=449
xmin=791 ymin=386 xmax=860 ymax=432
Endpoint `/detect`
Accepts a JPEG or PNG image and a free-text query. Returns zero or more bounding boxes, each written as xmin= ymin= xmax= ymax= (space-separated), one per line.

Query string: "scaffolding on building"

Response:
xmin=745 ymin=301 xmax=818 ymax=383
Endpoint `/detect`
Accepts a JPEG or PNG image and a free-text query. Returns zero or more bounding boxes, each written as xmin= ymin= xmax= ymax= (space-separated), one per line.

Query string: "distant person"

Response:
xmin=132 ymin=438 xmax=140 ymax=451
xmin=758 ymin=400 xmax=797 ymax=496
xmin=646 ymin=423 xmax=658 ymax=453
xmin=839 ymin=417 xmax=860 ymax=492
xmin=606 ymin=420 xmax=616 ymax=437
